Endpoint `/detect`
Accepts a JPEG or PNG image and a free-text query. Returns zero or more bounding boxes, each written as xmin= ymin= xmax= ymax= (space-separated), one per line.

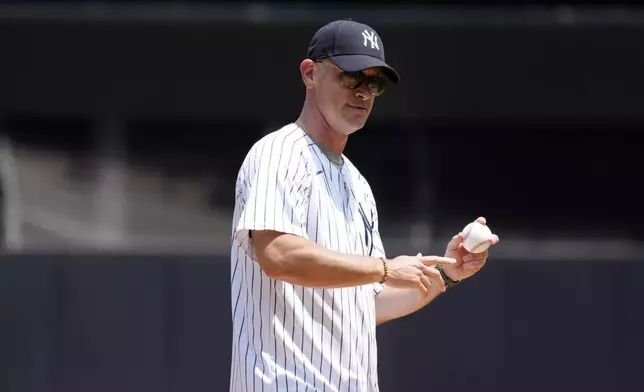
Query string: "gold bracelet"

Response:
xmin=379 ymin=257 xmax=388 ymax=284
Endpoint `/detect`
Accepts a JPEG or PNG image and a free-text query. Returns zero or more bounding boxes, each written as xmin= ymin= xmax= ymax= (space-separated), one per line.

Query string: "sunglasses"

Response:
xmin=316 ymin=61 xmax=389 ymax=96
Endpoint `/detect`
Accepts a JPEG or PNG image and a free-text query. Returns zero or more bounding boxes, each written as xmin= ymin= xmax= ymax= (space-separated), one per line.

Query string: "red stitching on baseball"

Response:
xmin=470 ymin=240 xmax=488 ymax=253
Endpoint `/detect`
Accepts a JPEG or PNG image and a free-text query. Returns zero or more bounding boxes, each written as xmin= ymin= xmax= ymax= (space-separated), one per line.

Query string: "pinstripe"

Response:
xmin=314 ymin=194 xmax=323 ymax=392
xmin=272 ymin=278 xmax=278 ymax=392
xmin=283 ymin=283 xmax=290 ymax=391
xmin=241 ymin=251 xmax=250 ymax=392
xmin=331 ymin=168 xmax=343 ymax=387
xmin=249 ymin=259 xmax=257 ymax=392
xmin=292 ymin=286 xmax=299 ymax=391
xmin=338 ymin=176 xmax=350 ymax=390
xmin=231 ymin=123 xmax=384 ymax=392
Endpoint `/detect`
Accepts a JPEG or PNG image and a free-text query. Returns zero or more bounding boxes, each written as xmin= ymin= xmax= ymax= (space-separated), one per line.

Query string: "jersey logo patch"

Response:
xmin=357 ymin=202 xmax=374 ymax=256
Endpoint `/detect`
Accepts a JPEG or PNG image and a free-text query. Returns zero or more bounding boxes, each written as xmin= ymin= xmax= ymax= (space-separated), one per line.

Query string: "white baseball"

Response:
xmin=461 ymin=221 xmax=494 ymax=254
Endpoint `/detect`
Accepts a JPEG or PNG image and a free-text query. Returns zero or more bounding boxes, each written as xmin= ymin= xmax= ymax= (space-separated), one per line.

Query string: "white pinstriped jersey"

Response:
xmin=230 ymin=123 xmax=386 ymax=392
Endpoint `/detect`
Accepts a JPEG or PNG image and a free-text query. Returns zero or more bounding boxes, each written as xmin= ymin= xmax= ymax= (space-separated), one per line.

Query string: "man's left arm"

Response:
xmin=375 ymin=284 xmax=442 ymax=325
xmin=375 ymin=216 xmax=500 ymax=325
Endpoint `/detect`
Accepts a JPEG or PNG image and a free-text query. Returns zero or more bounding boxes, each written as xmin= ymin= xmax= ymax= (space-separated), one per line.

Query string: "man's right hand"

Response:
xmin=384 ymin=255 xmax=457 ymax=296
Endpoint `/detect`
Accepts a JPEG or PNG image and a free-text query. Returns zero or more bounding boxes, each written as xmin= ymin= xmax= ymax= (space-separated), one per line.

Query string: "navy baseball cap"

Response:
xmin=306 ymin=19 xmax=400 ymax=84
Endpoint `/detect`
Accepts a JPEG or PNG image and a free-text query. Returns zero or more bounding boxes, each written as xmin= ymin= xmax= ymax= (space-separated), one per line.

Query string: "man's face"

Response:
xmin=314 ymin=59 xmax=386 ymax=135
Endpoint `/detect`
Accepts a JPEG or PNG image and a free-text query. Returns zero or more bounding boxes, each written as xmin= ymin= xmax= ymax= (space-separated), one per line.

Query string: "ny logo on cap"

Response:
xmin=362 ymin=29 xmax=379 ymax=51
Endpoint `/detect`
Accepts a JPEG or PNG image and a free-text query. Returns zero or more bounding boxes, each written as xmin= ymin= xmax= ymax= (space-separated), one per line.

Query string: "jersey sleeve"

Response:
xmin=233 ymin=137 xmax=312 ymax=256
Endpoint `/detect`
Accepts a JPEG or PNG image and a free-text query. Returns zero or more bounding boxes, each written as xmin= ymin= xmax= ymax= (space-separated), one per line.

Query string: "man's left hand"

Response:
xmin=441 ymin=216 xmax=499 ymax=282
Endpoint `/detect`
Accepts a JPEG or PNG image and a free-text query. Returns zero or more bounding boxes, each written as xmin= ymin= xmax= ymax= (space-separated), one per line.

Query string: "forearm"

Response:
xmin=375 ymin=286 xmax=441 ymax=325
xmin=254 ymin=231 xmax=385 ymax=288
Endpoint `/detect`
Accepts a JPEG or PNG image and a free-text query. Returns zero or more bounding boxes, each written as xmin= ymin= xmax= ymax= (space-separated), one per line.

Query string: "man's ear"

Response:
xmin=300 ymin=59 xmax=317 ymax=89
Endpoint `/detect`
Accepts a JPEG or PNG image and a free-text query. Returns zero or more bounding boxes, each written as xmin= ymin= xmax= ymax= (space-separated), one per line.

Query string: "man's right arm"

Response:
xmin=251 ymin=230 xmax=385 ymax=288
xmin=251 ymin=230 xmax=457 ymax=292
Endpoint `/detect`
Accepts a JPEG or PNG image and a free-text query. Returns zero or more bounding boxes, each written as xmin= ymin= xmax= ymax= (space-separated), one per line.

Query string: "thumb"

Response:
xmin=447 ymin=232 xmax=464 ymax=250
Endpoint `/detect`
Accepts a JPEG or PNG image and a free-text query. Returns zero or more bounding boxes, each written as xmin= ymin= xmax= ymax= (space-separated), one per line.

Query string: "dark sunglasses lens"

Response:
xmin=341 ymin=72 xmax=363 ymax=89
xmin=341 ymin=72 xmax=388 ymax=96
xmin=370 ymin=76 xmax=388 ymax=96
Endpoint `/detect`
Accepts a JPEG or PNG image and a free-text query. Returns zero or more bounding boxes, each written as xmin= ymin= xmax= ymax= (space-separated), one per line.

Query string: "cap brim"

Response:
xmin=330 ymin=55 xmax=400 ymax=84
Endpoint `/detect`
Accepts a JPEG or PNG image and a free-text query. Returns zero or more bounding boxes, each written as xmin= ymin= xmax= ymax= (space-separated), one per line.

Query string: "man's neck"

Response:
xmin=297 ymin=106 xmax=348 ymax=156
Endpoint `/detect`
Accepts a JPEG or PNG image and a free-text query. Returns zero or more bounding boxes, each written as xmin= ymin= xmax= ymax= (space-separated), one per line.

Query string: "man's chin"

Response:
xmin=342 ymin=118 xmax=368 ymax=135
xmin=338 ymin=126 xmax=362 ymax=136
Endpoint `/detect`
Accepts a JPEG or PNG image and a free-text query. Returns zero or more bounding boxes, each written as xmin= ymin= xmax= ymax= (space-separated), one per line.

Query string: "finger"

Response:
xmin=488 ymin=234 xmax=500 ymax=245
xmin=446 ymin=233 xmax=464 ymax=251
xmin=476 ymin=216 xmax=486 ymax=225
xmin=422 ymin=267 xmax=446 ymax=292
xmin=415 ymin=275 xmax=429 ymax=296
xmin=425 ymin=267 xmax=445 ymax=292
xmin=420 ymin=256 xmax=457 ymax=266
xmin=419 ymin=275 xmax=432 ymax=294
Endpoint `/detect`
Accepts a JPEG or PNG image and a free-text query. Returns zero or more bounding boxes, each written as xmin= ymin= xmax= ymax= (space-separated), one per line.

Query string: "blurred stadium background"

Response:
xmin=1 ymin=1 xmax=643 ymax=391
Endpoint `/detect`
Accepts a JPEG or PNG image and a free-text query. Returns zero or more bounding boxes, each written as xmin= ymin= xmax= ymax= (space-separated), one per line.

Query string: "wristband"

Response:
xmin=435 ymin=264 xmax=460 ymax=289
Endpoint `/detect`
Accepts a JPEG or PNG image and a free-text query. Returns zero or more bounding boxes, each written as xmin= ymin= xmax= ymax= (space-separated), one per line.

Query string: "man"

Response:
xmin=230 ymin=19 xmax=499 ymax=392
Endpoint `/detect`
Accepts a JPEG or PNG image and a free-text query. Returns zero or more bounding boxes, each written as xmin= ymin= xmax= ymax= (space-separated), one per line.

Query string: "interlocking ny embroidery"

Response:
xmin=357 ymin=202 xmax=375 ymax=256
xmin=362 ymin=30 xmax=379 ymax=51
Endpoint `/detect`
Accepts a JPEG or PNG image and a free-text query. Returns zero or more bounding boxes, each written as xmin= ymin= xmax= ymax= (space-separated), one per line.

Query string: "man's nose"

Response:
xmin=354 ymin=86 xmax=372 ymax=101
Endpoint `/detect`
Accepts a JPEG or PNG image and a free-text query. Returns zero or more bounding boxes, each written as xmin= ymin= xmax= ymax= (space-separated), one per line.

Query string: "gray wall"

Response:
xmin=1 ymin=255 xmax=643 ymax=392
